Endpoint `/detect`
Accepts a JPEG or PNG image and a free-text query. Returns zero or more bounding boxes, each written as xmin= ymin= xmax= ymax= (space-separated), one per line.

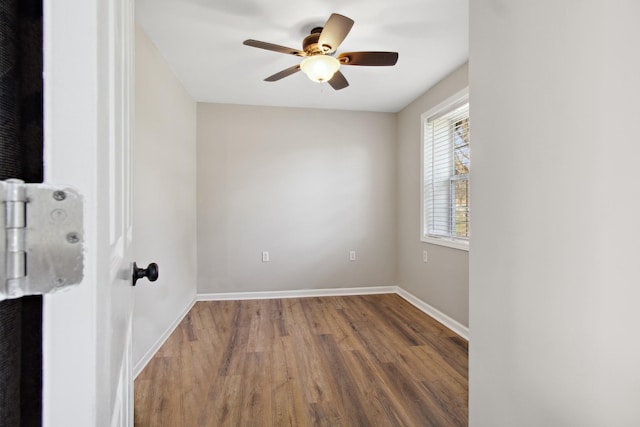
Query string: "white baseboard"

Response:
xmin=197 ymin=286 xmax=397 ymax=301
xmin=197 ymin=285 xmax=468 ymax=341
xmin=133 ymin=297 xmax=196 ymax=379
xmin=395 ymin=287 xmax=469 ymax=340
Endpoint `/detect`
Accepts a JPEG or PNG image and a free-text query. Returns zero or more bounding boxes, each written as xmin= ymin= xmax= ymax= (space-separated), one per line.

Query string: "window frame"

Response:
xmin=420 ymin=88 xmax=470 ymax=251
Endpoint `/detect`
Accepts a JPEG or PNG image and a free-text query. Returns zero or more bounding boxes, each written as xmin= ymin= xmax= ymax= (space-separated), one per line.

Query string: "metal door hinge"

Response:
xmin=1 ymin=179 xmax=84 ymax=300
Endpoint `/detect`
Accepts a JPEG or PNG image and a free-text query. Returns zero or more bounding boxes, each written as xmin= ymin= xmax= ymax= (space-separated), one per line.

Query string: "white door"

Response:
xmin=42 ymin=0 xmax=135 ymax=426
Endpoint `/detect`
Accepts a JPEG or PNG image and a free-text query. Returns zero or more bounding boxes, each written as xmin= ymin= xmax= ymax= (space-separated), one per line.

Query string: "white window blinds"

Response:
xmin=423 ymin=98 xmax=470 ymax=246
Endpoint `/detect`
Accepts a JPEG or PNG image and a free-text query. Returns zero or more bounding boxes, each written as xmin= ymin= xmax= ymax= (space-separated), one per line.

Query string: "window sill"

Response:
xmin=421 ymin=236 xmax=469 ymax=252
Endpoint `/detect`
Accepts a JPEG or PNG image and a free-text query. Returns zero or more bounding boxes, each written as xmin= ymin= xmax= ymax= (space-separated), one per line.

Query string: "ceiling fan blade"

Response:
xmin=318 ymin=13 xmax=354 ymax=53
xmin=338 ymin=51 xmax=399 ymax=66
xmin=243 ymin=39 xmax=306 ymax=57
xmin=328 ymin=70 xmax=349 ymax=90
xmin=264 ymin=65 xmax=301 ymax=82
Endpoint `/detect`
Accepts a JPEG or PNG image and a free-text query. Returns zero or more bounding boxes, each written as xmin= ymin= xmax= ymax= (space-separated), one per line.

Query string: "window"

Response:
xmin=421 ymin=89 xmax=470 ymax=250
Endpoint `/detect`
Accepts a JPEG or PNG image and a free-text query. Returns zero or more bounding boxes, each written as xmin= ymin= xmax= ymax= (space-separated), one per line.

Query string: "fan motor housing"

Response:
xmin=302 ymin=27 xmax=330 ymax=55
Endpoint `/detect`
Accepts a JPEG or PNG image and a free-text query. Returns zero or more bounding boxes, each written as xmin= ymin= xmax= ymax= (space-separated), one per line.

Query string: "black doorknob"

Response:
xmin=132 ymin=262 xmax=159 ymax=286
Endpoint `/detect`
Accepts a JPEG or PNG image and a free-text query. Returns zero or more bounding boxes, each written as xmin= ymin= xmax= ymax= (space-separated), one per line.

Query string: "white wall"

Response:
xmin=396 ymin=63 xmax=469 ymax=326
xmin=197 ymin=103 xmax=396 ymax=293
xmin=132 ymin=25 xmax=197 ymax=372
xmin=469 ymin=1 xmax=640 ymax=425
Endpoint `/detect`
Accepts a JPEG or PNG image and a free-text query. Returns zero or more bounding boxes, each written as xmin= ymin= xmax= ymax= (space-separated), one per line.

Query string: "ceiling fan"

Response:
xmin=243 ymin=13 xmax=398 ymax=90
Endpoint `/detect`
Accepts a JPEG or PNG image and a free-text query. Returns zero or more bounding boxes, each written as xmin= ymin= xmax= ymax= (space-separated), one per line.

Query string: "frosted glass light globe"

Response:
xmin=300 ymin=55 xmax=340 ymax=83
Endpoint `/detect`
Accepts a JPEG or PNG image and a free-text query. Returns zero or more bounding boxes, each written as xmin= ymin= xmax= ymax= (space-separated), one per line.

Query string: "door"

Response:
xmin=42 ymin=0 xmax=135 ymax=426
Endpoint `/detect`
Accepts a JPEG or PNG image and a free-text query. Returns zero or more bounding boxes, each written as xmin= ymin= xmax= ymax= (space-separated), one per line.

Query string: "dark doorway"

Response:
xmin=0 ymin=1 xmax=44 ymax=426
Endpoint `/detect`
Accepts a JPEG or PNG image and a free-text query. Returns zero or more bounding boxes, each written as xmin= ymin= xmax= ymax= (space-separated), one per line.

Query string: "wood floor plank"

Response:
xmin=315 ymin=334 xmax=374 ymax=426
xmin=135 ymin=294 xmax=468 ymax=426
xmin=270 ymin=336 xmax=300 ymax=426
xmin=345 ymin=349 xmax=413 ymax=427
xmin=278 ymin=335 xmax=315 ymax=426
xmin=289 ymin=322 xmax=338 ymax=405
xmin=238 ymin=351 xmax=272 ymax=427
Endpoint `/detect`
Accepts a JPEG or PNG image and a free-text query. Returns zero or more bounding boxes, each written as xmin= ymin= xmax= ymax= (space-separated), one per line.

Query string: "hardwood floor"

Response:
xmin=134 ymin=294 xmax=468 ymax=426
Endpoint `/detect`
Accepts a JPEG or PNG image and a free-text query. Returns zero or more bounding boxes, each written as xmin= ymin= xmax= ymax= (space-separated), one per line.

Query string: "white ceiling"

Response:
xmin=135 ymin=0 xmax=468 ymax=113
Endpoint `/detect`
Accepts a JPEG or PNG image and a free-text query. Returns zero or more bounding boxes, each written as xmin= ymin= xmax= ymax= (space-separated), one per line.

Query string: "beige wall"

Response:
xmin=469 ymin=1 xmax=640 ymax=425
xmin=133 ymin=26 xmax=197 ymax=371
xmin=197 ymin=103 xmax=396 ymax=293
xmin=396 ymin=63 xmax=469 ymax=326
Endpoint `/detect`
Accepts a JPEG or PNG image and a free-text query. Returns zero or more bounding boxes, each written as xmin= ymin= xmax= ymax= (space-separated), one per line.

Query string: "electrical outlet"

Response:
xmin=349 ymin=250 xmax=356 ymax=261
xmin=423 ymin=250 xmax=428 ymax=263
xmin=262 ymin=251 xmax=270 ymax=262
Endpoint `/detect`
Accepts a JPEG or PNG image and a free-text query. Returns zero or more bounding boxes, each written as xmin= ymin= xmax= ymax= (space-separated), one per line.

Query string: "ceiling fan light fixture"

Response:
xmin=244 ymin=13 xmax=398 ymax=90
xmin=300 ymin=55 xmax=340 ymax=83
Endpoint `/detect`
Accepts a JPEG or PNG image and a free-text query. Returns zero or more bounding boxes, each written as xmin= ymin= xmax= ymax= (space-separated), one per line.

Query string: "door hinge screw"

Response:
xmin=66 ymin=232 xmax=80 ymax=244
xmin=53 ymin=190 xmax=66 ymax=201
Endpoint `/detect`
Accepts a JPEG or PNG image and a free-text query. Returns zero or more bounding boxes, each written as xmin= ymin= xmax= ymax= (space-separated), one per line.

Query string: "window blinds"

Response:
xmin=424 ymin=101 xmax=470 ymax=241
